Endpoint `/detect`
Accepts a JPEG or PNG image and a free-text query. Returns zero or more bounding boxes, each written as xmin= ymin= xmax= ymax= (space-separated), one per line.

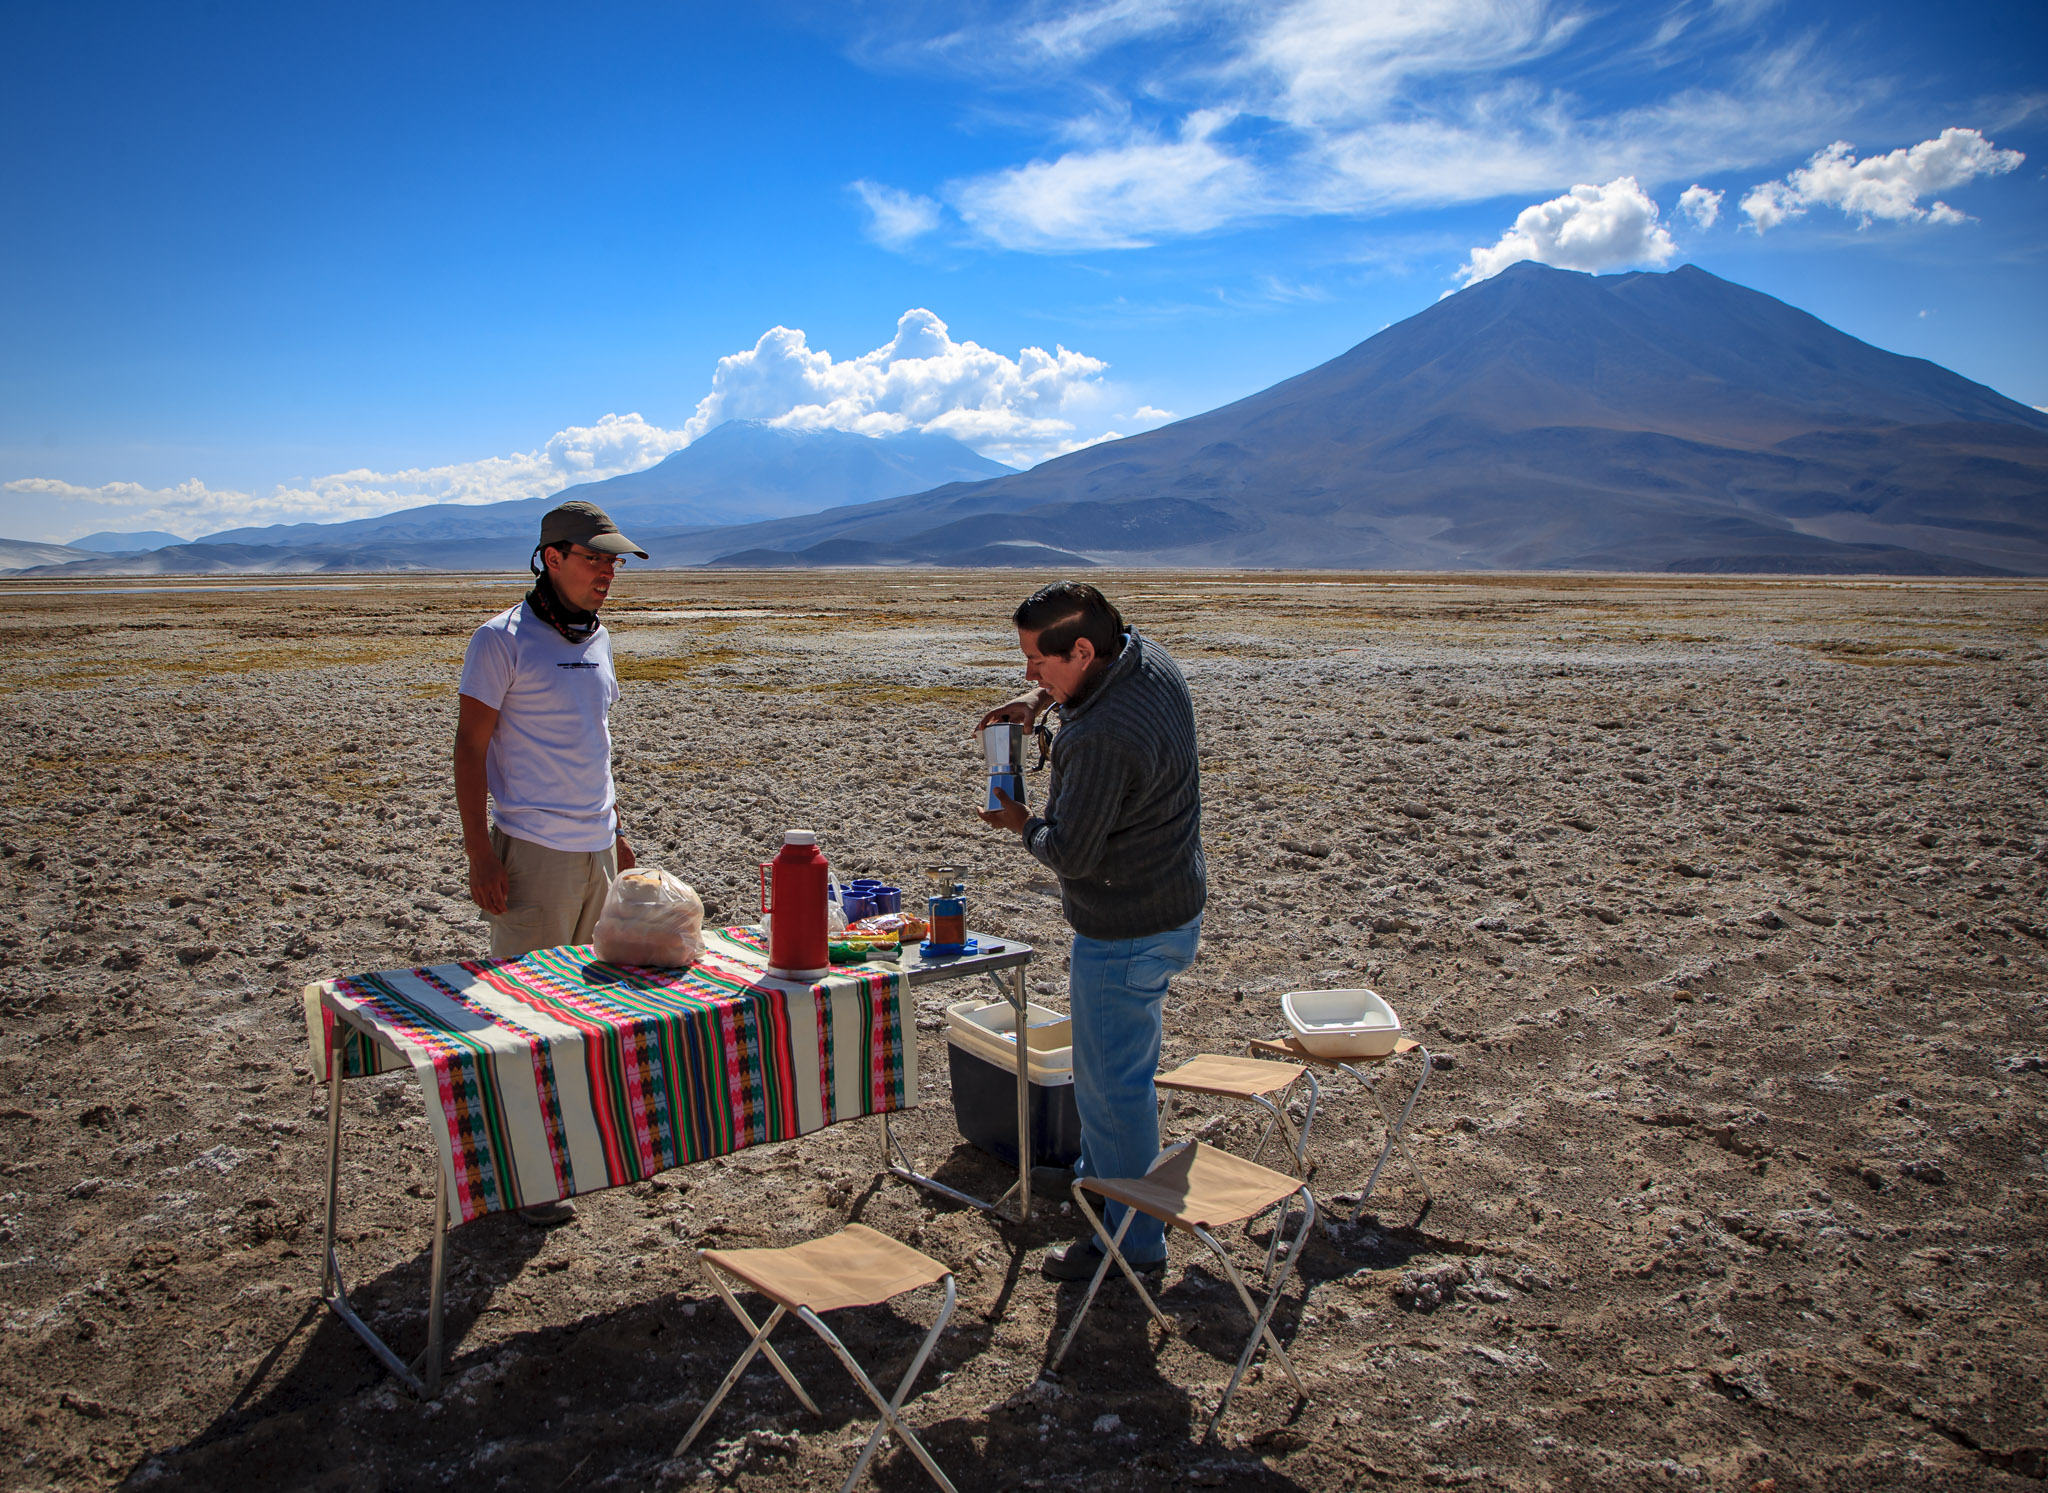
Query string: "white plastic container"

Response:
xmin=1282 ymin=988 xmax=1401 ymax=1058
xmin=945 ymin=999 xmax=1074 ymax=1087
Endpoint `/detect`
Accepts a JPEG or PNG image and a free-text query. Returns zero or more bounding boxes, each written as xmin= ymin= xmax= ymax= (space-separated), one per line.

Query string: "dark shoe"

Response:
xmin=518 ymin=1199 xmax=577 ymax=1227
xmin=1030 ymin=1164 xmax=1076 ymax=1195
xmin=1041 ymin=1240 xmax=1165 ymax=1283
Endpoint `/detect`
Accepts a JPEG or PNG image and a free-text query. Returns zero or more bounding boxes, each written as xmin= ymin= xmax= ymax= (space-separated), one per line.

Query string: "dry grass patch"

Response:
xmin=1787 ymin=639 xmax=1965 ymax=667
xmin=614 ymin=648 xmax=746 ymax=683
xmin=15 ymin=750 xmax=180 ymax=804
xmin=792 ymin=681 xmax=996 ymax=709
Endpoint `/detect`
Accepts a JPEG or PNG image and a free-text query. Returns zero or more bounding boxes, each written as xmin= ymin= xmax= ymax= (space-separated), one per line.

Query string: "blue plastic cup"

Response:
xmin=871 ymin=886 xmax=901 ymax=913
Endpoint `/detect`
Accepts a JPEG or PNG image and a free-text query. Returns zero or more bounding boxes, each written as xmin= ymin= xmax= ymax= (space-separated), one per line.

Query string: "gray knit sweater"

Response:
xmin=1021 ymin=629 xmax=1206 ymax=940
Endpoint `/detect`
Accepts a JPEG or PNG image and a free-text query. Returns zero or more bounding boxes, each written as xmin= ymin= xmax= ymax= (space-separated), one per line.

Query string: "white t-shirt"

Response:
xmin=458 ymin=602 xmax=620 ymax=853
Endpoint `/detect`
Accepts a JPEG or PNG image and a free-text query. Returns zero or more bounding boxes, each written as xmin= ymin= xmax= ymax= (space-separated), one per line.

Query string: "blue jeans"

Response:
xmin=1068 ymin=915 xmax=1203 ymax=1264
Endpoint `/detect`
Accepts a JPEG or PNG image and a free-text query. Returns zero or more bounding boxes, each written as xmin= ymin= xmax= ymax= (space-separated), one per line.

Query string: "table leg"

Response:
xmin=418 ymin=1175 xmax=448 ymax=1397
xmin=316 ymin=1034 xmax=440 ymax=1398
xmin=881 ymin=1041 xmax=1004 ymax=1216
xmin=881 ymin=961 xmax=1039 ymax=1222
xmin=1012 ymin=962 xmax=1031 ymax=1223
xmin=322 ymin=1042 xmax=344 ymax=1300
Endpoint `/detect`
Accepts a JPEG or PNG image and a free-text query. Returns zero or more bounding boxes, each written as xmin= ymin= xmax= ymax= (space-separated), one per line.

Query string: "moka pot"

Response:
xmin=979 ymin=722 xmax=1026 ymax=813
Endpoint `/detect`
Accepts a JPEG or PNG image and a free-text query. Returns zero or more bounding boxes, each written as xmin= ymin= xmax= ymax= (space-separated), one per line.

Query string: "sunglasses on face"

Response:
xmin=566 ymin=545 xmax=627 ymax=569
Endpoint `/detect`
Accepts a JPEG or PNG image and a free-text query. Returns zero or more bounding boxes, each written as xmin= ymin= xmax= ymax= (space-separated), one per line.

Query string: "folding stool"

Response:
xmin=1248 ymin=1034 xmax=1434 ymax=1221
xmin=1156 ymin=1053 xmax=1322 ymax=1177
xmin=1051 ymin=1140 xmax=1314 ymax=1439
xmin=677 ymin=1223 xmax=958 ymax=1493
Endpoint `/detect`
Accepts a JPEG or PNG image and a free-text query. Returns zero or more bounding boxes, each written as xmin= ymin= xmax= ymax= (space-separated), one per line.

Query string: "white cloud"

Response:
xmin=1244 ymin=0 xmax=1586 ymax=129
xmin=855 ymin=3 xmax=1871 ymax=253
xmin=1017 ymin=0 xmax=1183 ymax=63
xmin=1677 ymin=183 xmax=1723 ymax=227
xmin=1456 ymin=176 xmax=1675 ymax=284
xmin=4 ymin=312 xmax=1127 ymax=538
xmin=1742 ymin=128 xmax=2025 ymax=231
xmin=3 ymin=412 xmax=694 ymax=537
xmin=952 ymin=114 xmax=1261 ymax=250
xmin=679 ymin=308 xmax=1114 ymax=468
xmin=851 ymin=180 xmax=943 ymax=249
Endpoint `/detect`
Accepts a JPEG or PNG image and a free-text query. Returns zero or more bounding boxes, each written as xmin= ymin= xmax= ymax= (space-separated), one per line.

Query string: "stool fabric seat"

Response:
xmin=702 ymin=1223 xmax=948 ymax=1314
xmin=1082 ymin=1140 xmax=1305 ymax=1232
xmin=1157 ymin=1052 xmax=1306 ymax=1098
xmin=678 ymin=1225 xmax=958 ymax=1493
xmin=1052 ymin=1141 xmax=1314 ymax=1440
xmin=1157 ymin=1052 xmax=1321 ymax=1178
xmin=1247 ymin=1034 xmax=1420 ymax=1067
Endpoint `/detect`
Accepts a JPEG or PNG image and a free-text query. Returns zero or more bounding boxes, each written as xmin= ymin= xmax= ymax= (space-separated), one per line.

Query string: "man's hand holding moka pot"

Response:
xmin=974 ymin=688 xmax=1050 ymax=833
xmin=974 ymin=686 xmax=1052 ymax=735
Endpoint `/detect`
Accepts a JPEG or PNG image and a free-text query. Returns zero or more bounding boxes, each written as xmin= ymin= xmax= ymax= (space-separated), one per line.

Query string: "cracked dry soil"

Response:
xmin=1 ymin=570 xmax=2045 ymax=1492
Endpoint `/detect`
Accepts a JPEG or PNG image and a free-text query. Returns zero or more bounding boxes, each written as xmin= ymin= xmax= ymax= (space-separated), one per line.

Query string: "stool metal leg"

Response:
xmin=1052 ymin=1190 xmax=1165 ymax=1371
xmin=1197 ymin=1187 xmax=1314 ymax=1440
xmin=1350 ymin=1049 xmax=1434 ymax=1222
xmin=680 ymin=1263 xmax=822 ymax=1451
xmin=1242 ymin=1072 xmax=1320 ymax=1178
xmin=813 ymin=1275 xmax=958 ymax=1493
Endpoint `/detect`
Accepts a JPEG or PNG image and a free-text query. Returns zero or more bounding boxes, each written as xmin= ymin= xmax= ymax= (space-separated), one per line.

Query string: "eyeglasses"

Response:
xmin=566 ymin=545 xmax=626 ymax=570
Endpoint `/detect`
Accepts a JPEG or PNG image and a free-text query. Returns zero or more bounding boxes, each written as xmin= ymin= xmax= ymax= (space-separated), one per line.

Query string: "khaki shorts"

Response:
xmin=488 ymin=826 xmax=618 ymax=959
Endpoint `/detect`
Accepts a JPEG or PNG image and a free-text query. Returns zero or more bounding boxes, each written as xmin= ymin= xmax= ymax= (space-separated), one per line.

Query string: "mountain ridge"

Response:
xmin=666 ymin=262 xmax=2046 ymax=574
xmin=8 ymin=264 xmax=2044 ymax=576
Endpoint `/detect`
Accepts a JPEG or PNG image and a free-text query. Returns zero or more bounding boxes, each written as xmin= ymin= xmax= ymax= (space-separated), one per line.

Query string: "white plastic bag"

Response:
xmin=593 ymin=868 xmax=705 ymax=968
xmin=760 ymin=882 xmax=846 ymax=942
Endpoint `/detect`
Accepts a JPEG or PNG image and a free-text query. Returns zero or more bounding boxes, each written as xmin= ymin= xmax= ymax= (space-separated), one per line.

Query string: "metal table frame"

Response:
xmin=315 ymin=930 xmax=1037 ymax=1399
xmin=320 ymin=1035 xmax=449 ymax=1396
xmin=876 ymin=934 xmax=1038 ymax=1224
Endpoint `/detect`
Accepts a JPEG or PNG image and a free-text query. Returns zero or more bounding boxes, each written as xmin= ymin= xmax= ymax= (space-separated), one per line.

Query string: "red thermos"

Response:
xmin=764 ymin=830 xmax=830 ymax=980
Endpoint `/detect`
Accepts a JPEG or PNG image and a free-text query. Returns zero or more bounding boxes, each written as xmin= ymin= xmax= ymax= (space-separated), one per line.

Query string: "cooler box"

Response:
xmin=945 ymin=999 xmax=1082 ymax=1169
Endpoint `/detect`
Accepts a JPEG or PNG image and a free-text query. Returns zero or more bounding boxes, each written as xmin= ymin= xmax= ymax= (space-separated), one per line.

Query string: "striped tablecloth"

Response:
xmin=302 ymin=928 xmax=910 ymax=1222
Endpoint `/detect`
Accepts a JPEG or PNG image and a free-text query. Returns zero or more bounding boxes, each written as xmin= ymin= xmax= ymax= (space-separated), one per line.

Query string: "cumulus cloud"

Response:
xmin=6 ymin=313 xmax=1126 ymax=536
xmin=3 ymin=413 xmax=695 ymax=537
xmin=1677 ymin=184 xmax=1723 ymax=227
xmin=851 ymin=179 xmax=943 ymax=249
xmin=678 ymin=308 xmax=1114 ymax=467
xmin=1742 ymin=128 xmax=2025 ymax=231
xmin=1456 ymin=176 xmax=1675 ymax=285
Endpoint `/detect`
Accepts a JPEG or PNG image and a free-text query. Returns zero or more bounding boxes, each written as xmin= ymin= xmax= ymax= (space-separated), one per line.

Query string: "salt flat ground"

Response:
xmin=1 ymin=570 xmax=2044 ymax=1492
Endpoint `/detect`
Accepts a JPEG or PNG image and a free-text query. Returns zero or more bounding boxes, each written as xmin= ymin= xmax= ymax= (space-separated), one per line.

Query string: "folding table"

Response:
xmin=303 ymin=926 xmax=1034 ymax=1397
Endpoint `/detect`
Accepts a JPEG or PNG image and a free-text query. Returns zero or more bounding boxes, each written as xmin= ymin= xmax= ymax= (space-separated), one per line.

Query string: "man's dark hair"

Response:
xmin=1014 ymin=581 xmax=1126 ymax=660
xmin=530 ymin=541 xmax=571 ymax=578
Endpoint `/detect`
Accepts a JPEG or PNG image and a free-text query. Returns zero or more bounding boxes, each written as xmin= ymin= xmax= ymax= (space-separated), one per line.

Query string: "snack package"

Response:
xmin=848 ymin=912 xmax=928 ymax=942
xmin=593 ymin=868 xmax=705 ymax=968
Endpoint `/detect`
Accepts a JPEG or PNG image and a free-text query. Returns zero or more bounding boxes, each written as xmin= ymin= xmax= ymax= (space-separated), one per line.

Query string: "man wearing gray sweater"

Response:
xmin=978 ymin=581 xmax=1205 ymax=1279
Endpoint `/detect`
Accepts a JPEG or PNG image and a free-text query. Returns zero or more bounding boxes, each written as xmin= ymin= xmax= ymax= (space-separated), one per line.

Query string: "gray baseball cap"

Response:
xmin=537 ymin=500 xmax=648 ymax=558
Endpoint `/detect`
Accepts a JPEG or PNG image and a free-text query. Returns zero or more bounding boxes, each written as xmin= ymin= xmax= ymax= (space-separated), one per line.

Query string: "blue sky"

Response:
xmin=2 ymin=0 xmax=2043 ymax=543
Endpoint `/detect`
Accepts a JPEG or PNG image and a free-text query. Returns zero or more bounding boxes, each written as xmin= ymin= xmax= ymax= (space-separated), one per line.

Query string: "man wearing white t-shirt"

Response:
xmin=454 ymin=500 xmax=647 ymax=959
